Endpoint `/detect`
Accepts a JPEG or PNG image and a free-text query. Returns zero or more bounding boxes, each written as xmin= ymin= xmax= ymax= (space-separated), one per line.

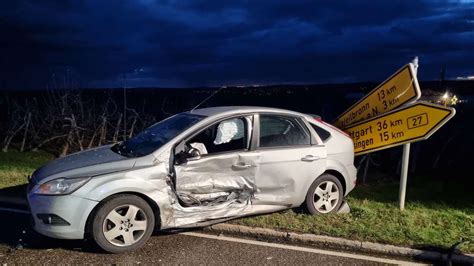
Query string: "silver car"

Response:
xmin=27 ymin=106 xmax=357 ymax=253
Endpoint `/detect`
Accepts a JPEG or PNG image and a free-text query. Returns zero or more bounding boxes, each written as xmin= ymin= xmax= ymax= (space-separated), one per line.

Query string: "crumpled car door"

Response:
xmin=172 ymin=151 xmax=260 ymax=225
xmin=175 ymin=152 xmax=259 ymax=200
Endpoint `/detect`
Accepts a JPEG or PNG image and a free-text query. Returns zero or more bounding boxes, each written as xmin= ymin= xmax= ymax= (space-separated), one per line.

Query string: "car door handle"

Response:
xmin=301 ymin=155 xmax=320 ymax=162
xmin=232 ymin=162 xmax=252 ymax=169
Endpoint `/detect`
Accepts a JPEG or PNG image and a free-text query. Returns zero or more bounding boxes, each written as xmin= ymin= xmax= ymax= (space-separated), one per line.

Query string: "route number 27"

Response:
xmin=407 ymin=113 xmax=428 ymax=129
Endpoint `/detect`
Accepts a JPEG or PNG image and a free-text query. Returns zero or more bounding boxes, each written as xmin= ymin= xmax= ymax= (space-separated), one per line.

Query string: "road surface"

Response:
xmin=0 ymin=211 xmax=426 ymax=265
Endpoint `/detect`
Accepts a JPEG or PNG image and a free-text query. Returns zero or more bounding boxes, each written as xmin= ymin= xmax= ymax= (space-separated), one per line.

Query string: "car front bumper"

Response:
xmin=27 ymin=193 xmax=99 ymax=239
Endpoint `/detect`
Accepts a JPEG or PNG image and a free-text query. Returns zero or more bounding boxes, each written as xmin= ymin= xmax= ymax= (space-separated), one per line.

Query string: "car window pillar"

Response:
xmin=250 ymin=114 xmax=260 ymax=150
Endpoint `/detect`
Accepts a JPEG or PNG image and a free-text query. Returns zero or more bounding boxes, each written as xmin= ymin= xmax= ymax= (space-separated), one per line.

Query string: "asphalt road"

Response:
xmin=0 ymin=211 xmax=424 ymax=265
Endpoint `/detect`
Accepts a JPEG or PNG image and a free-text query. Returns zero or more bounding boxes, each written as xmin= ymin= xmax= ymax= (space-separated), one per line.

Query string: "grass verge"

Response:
xmin=0 ymin=151 xmax=53 ymax=189
xmin=234 ymin=181 xmax=474 ymax=253
xmin=0 ymin=151 xmax=473 ymax=252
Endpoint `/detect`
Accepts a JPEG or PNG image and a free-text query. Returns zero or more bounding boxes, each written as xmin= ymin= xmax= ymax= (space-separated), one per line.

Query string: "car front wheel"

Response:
xmin=305 ymin=173 xmax=343 ymax=215
xmin=91 ymin=194 xmax=155 ymax=253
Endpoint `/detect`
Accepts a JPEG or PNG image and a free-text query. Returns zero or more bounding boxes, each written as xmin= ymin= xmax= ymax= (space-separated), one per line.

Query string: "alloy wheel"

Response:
xmin=313 ymin=181 xmax=340 ymax=213
xmin=102 ymin=204 xmax=148 ymax=247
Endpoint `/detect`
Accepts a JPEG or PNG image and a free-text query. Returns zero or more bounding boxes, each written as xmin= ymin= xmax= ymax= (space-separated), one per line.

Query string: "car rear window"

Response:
xmin=311 ymin=123 xmax=331 ymax=142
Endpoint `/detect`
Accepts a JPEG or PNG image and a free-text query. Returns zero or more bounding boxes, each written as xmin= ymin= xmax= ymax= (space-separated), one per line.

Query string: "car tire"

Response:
xmin=91 ymin=194 xmax=155 ymax=253
xmin=305 ymin=174 xmax=343 ymax=215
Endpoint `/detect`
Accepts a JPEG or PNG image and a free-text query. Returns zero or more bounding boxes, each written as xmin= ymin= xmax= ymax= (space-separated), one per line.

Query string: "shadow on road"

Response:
xmin=0 ymin=184 xmax=27 ymax=198
xmin=0 ymin=209 xmax=182 ymax=254
xmin=0 ymin=185 xmax=89 ymax=251
xmin=0 ymin=211 xmax=92 ymax=252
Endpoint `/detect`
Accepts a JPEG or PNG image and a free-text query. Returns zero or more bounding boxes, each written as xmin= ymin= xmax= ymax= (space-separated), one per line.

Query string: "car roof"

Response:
xmin=188 ymin=106 xmax=308 ymax=118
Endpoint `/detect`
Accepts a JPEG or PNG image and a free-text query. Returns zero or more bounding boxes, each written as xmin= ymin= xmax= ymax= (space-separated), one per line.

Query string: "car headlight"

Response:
xmin=33 ymin=177 xmax=91 ymax=195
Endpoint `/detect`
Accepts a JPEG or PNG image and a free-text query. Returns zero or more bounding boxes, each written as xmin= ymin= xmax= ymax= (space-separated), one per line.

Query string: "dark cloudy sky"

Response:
xmin=1 ymin=0 xmax=473 ymax=89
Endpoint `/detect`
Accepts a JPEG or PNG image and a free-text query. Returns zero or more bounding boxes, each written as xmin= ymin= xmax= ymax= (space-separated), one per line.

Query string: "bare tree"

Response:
xmin=112 ymin=113 xmax=123 ymax=143
xmin=2 ymin=100 xmax=29 ymax=152
xmin=20 ymin=112 xmax=32 ymax=152
xmin=0 ymin=68 xmax=159 ymax=156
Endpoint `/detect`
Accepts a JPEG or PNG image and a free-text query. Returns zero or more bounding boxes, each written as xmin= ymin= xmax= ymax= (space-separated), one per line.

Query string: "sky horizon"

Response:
xmin=1 ymin=0 xmax=473 ymax=90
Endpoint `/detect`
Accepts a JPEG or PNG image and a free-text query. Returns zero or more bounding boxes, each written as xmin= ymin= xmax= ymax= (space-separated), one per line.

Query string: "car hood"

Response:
xmin=31 ymin=145 xmax=136 ymax=184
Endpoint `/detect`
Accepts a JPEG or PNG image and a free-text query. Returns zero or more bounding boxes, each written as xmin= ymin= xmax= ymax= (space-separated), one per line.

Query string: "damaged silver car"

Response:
xmin=27 ymin=106 xmax=357 ymax=253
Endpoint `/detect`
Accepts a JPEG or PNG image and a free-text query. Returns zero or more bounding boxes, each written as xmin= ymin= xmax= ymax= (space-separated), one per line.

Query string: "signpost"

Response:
xmin=343 ymin=102 xmax=455 ymax=155
xmin=334 ymin=63 xmax=421 ymax=129
xmin=334 ymin=58 xmax=456 ymax=210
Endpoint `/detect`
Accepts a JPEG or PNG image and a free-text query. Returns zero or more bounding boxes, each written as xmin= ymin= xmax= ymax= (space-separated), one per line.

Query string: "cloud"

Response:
xmin=0 ymin=0 xmax=473 ymax=89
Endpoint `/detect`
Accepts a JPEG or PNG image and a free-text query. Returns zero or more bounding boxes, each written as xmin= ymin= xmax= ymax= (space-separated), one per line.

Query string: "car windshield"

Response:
xmin=111 ymin=113 xmax=205 ymax=157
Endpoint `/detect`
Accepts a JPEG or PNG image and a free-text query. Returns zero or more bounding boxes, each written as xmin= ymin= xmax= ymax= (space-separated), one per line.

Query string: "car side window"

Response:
xmin=186 ymin=117 xmax=248 ymax=155
xmin=259 ymin=115 xmax=310 ymax=148
xmin=310 ymin=123 xmax=331 ymax=142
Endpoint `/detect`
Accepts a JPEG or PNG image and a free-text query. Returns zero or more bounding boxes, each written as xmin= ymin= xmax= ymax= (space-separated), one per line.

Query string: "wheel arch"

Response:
xmin=84 ymin=191 xmax=161 ymax=239
xmin=323 ymin=169 xmax=346 ymax=195
xmin=324 ymin=158 xmax=351 ymax=195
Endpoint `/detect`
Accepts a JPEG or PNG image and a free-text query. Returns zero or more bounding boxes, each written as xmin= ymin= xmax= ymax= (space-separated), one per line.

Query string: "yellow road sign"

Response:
xmin=344 ymin=102 xmax=455 ymax=155
xmin=334 ymin=63 xmax=421 ymax=129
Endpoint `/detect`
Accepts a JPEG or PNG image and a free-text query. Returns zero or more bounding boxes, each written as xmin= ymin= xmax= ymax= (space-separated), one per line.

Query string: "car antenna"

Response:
xmin=190 ymin=86 xmax=226 ymax=112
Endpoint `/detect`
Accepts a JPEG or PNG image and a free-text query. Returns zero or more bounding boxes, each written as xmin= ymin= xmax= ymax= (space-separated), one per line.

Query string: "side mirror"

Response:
xmin=187 ymin=148 xmax=201 ymax=161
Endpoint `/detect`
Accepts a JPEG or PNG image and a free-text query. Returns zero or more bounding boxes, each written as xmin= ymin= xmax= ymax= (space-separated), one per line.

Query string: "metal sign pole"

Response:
xmin=399 ymin=57 xmax=418 ymax=211
xmin=399 ymin=143 xmax=410 ymax=210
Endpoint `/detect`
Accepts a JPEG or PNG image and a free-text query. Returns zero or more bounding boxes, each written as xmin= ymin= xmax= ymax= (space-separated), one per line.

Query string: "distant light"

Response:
xmin=456 ymin=76 xmax=474 ymax=80
xmin=451 ymin=95 xmax=459 ymax=106
xmin=442 ymin=92 xmax=449 ymax=99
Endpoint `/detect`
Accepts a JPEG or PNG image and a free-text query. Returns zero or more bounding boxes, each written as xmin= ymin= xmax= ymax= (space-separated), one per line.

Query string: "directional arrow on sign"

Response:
xmin=334 ymin=63 xmax=421 ymax=129
xmin=343 ymin=102 xmax=455 ymax=155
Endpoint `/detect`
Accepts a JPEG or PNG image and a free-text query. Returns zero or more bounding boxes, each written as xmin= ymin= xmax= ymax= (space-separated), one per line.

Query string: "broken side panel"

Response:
xmin=174 ymin=152 xmax=259 ymax=204
xmin=169 ymin=201 xmax=288 ymax=228
xmin=166 ymin=152 xmax=260 ymax=226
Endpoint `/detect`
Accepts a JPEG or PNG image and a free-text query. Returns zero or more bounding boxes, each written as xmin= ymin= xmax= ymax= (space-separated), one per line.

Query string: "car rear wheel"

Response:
xmin=91 ymin=194 xmax=155 ymax=253
xmin=305 ymin=174 xmax=343 ymax=215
